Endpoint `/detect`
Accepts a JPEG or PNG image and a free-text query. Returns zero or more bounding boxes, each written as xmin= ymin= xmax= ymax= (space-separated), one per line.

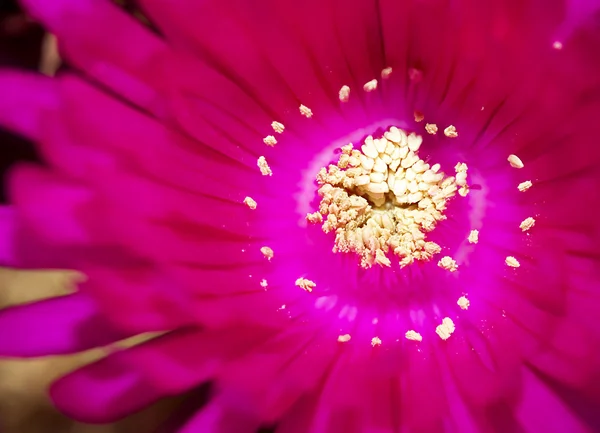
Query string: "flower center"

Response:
xmin=307 ymin=126 xmax=469 ymax=269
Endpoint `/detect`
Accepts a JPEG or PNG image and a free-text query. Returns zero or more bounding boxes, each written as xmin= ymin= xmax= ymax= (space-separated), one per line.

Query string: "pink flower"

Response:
xmin=1 ymin=0 xmax=600 ymax=432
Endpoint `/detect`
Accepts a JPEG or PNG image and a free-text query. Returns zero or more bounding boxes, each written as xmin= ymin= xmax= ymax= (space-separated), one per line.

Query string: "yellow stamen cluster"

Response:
xmin=381 ymin=67 xmax=393 ymax=79
xmin=520 ymin=217 xmax=535 ymax=232
xmin=457 ymin=296 xmax=470 ymax=310
xmin=505 ymin=256 xmax=520 ymax=268
xmin=260 ymin=246 xmax=274 ymax=260
xmin=257 ymin=156 xmax=272 ymax=176
xmin=443 ymin=125 xmax=458 ymax=138
xmin=309 ymin=127 xmax=468 ymax=268
xmin=468 ymin=229 xmax=479 ymax=244
xmin=243 ymin=196 xmax=257 ymax=210
xmin=425 ymin=123 xmax=438 ymax=135
xmin=339 ymin=85 xmax=350 ymax=102
xmin=508 ymin=154 xmax=524 ymax=169
xmin=338 ymin=334 xmax=352 ymax=343
xmin=371 ymin=336 xmax=382 ymax=346
xmin=435 ymin=317 xmax=456 ymax=340
xmin=438 ymin=255 xmax=458 ymax=272
xmin=363 ymin=79 xmax=378 ymax=92
xmin=295 ymin=277 xmax=316 ymax=292
xmin=518 ymin=180 xmax=532 ymax=192
xmin=263 ymin=135 xmax=277 ymax=147
xmin=405 ymin=330 xmax=423 ymax=342
xmin=299 ymin=104 xmax=313 ymax=118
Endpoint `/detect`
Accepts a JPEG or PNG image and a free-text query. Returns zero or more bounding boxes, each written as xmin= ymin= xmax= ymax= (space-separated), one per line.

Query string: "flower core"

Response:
xmin=308 ymin=126 xmax=469 ymax=269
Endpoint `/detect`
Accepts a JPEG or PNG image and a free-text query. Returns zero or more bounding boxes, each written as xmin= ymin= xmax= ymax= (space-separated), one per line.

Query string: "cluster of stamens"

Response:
xmin=307 ymin=127 xmax=469 ymax=268
xmin=248 ymin=72 xmax=543 ymax=344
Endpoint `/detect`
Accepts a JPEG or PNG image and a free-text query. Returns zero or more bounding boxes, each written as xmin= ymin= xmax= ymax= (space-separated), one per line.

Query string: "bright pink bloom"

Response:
xmin=1 ymin=0 xmax=600 ymax=432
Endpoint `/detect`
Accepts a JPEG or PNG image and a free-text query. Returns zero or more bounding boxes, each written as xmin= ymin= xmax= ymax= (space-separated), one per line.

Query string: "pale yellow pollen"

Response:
xmin=243 ymin=196 xmax=257 ymax=210
xmin=338 ymin=334 xmax=352 ymax=343
xmin=520 ymin=217 xmax=536 ymax=232
xmin=295 ymin=277 xmax=316 ymax=292
xmin=505 ymin=256 xmax=520 ymax=268
xmin=309 ymin=126 xmax=468 ymax=269
xmin=553 ymin=41 xmax=563 ymax=50
xmin=425 ymin=123 xmax=438 ymax=135
xmin=339 ymin=85 xmax=351 ymax=102
xmin=405 ymin=330 xmax=423 ymax=342
xmin=381 ymin=67 xmax=393 ymax=79
xmin=518 ymin=180 xmax=532 ymax=192
xmin=363 ymin=79 xmax=378 ymax=92
xmin=457 ymin=296 xmax=470 ymax=310
xmin=271 ymin=121 xmax=285 ymax=134
xmin=260 ymin=246 xmax=274 ymax=260
xmin=468 ymin=229 xmax=479 ymax=244
xmin=257 ymin=156 xmax=272 ymax=176
xmin=438 ymin=256 xmax=458 ymax=272
xmin=299 ymin=104 xmax=313 ymax=118
xmin=435 ymin=317 xmax=456 ymax=340
xmin=444 ymin=125 xmax=458 ymax=138
xmin=263 ymin=135 xmax=278 ymax=147
xmin=305 ymin=211 xmax=323 ymax=224
xmin=371 ymin=336 xmax=382 ymax=347
xmin=414 ymin=110 xmax=425 ymax=122
xmin=260 ymin=279 xmax=268 ymax=288
xmin=508 ymin=154 xmax=524 ymax=169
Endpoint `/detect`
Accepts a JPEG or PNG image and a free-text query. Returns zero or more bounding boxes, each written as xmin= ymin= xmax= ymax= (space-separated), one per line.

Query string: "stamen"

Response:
xmin=381 ymin=67 xmax=393 ymax=79
xmin=271 ymin=121 xmax=285 ymax=134
xmin=518 ymin=180 xmax=532 ymax=192
xmin=260 ymin=279 xmax=268 ymax=288
xmin=468 ymin=229 xmax=479 ymax=244
xmin=295 ymin=277 xmax=316 ymax=292
xmin=263 ymin=135 xmax=278 ymax=147
xmin=414 ymin=111 xmax=425 ymax=122
xmin=444 ymin=125 xmax=458 ymax=138
xmin=520 ymin=217 xmax=536 ymax=232
xmin=438 ymin=256 xmax=458 ymax=272
xmin=339 ymin=85 xmax=351 ymax=102
xmin=457 ymin=296 xmax=470 ymax=310
xmin=435 ymin=317 xmax=456 ymax=340
xmin=338 ymin=334 xmax=352 ymax=343
xmin=508 ymin=154 xmax=524 ymax=169
xmin=309 ymin=126 xmax=468 ymax=269
xmin=425 ymin=123 xmax=438 ymax=135
xmin=243 ymin=196 xmax=257 ymax=210
xmin=371 ymin=336 xmax=382 ymax=346
xmin=260 ymin=246 xmax=274 ymax=260
xmin=257 ymin=156 xmax=272 ymax=176
xmin=505 ymin=256 xmax=520 ymax=268
xmin=405 ymin=330 xmax=423 ymax=342
xmin=363 ymin=79 xmax=378 ymax=92
xmin=299 ymin=104 xmax=313 ymax=118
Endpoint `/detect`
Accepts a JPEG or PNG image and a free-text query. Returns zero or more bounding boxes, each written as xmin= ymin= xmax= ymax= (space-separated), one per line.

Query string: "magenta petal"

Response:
xmin=179 ymin=399 xmax=260 ymax=433
xmin=0 ymin=293 xmax=130 ymax=356
xmin=0 ymin=70 xmax=57 ymax=141
xmin=515 ymin=368 xmax=594 ymax=433
xmin=51 ymin=349 xmax=166 ymax=423
xmin=20 ymin=0 xmax=167 ymax=113
xmin=0 ymin=206 xmax=15 ymax=265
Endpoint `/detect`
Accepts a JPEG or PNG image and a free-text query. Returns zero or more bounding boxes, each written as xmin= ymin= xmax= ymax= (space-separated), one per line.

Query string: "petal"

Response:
xmin=20 ymin=0 xmax=167 ymax=112
xmin=0 ymin=292 xmax=129 ymax=356
xmin=51 ymin=347 xmax=167 ymax=423
xmin=0 ymin=70 xmax=57 ymax=141
xmin=515 ymin=367 xmax=595 ymax=433
xmin=178 ymin=399 xmax=259 ymax=433
xmin=0 ymin=206 xmax=15 ymax=265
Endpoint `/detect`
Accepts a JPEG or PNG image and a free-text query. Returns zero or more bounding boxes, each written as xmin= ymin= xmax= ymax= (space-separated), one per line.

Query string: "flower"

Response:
xmin=1 ymin=0 xmax=600 ymax=432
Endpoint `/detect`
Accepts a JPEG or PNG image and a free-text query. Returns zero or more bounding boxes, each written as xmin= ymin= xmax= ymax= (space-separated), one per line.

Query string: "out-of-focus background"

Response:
xmin=0 ymin=1 xmax=178 ymax=431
